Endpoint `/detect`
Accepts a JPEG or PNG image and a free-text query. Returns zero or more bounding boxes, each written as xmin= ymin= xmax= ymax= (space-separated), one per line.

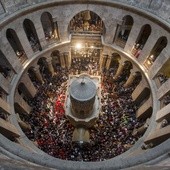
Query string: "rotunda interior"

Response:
xmin=0 ymin=1 xmax=170 ymax=170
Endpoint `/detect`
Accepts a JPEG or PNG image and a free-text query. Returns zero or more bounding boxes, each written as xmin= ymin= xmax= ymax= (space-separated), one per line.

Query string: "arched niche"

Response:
xmin=23 ymin=19 xmax=42 ymax=52
xmin=41 ymin=12 xmax=59 ymax=41
xmin=144 ymin=36 xmax=168 ymax=69
xmin=132 ymin=24 xmax=151 ymax=58
xmin=6 ymin=28 xmax=27 ymax=63
xmin=69 ymin=10 xmax=105 ymax=35
xmin=114 ymin=15 xmax=134 ymax=48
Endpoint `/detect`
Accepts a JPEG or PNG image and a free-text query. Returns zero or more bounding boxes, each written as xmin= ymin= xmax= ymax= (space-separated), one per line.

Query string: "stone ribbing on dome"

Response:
xmin=70 ymin=76 xmax=96 ymax=101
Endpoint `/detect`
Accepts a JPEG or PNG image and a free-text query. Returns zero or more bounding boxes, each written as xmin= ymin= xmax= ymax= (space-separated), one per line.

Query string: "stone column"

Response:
xmin=0 ymin=98 xmax=10 ymax=115
xmin=14 ymin=91 xmax=32 ymax=114
xmin=53 ymin=20 xmax=59 ymax=40
xmin=136 ymin=96 xmax=152 ymax=119
xmin=124 ymin=71 xmax=137 ymax=88
xmin=132 ymin=78 xmax=149 ymax=102
xmin=32 ymin=18 xmax=47 ymax=49
xmin=16 ymin=23 xmax=34 ymax=58
xmin=99 ymin=53 xmax=108 ymax=71
xmin=124 ymin=20 xmax=142 ymax=54
xmin=114 ymin=61 xmax=125 ymax=79
xmin=105 ymin=19 xmax=122 ymax=44
xmin=144 ymin=125 xmax=170 ymax=146
xmin=138 ymin=31 xmax=160 ymax=64
xmin=148 ymin=48 xmax=169 ymax=79
xmin=156 ymin=103 xmax=170 ymax=122
xmin=157 ymin=78 xmax=170 ymax=100
xmin=46 ymin=58 xmax=55 ymax=76
xmin=0 ymin=118 xmax=20 ymax=138
xmin=33 ymin=65 xmax=44 ymax=83
xmin=0 ymin=35 xmax=22 ymax=73
xmin=21 ymin=74 xmax=37 ymax=98
xmin=16 ymin=113 xmax=31 ymax=131
xmin=63 ymin=52 xmax=70 ymax=68
xmin=105 ymin=56 xmax=112 ymax=70
xmin=133 ymin=118 xmax=150 ymax=136
xmin=60 ymin=53 xmax=66 ymax=68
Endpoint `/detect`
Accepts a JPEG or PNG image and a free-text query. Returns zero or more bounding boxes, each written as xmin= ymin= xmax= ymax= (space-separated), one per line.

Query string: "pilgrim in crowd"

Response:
xmin=22 ymin=56 xmax=146 ymax=162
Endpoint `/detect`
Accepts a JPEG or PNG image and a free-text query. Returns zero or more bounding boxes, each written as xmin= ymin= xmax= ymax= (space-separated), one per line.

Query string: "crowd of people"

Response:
xmin=69 ymin=11 xmax=103 ymax=33
xmin=22 ymin=57 xmax=145 ymax=161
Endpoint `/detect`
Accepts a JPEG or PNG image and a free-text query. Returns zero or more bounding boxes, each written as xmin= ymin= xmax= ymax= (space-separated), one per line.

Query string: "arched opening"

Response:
xmin=114 ymin=15 xmax=134 ymax=48
xmin=132 ymin=24 xmax=151 ymax=58
xmin=41 ymin=12 xmax=59 ymax=41
xmin=23 ymin=19 xmax=42 ymax=52
xmin=69 ymin=10 xmax=105 ymax=34
xmin=0 ymin=50 xmax=15 ymax=79
xmin=6 ymin=29 xmax=27 ymax=63
xmin=144 ymin=36 xmax=168 ymax=69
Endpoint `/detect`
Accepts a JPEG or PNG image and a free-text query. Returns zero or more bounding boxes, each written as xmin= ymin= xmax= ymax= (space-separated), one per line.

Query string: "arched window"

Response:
xmin=132 ymin=24 xmax=151 ymax=58
xmin=6 ymin=28 xmax=27 ymax=63
xmin=144 ymin=36 xmax=167 ymax=69
xmin=23 ymin=19 xmax=42 ymax=52
xmin=114 ymin=15 xmax=134 ymax=48
xmin=69 ymin=10 xmax=105 ymax=35
xmin=41 ymin=12 xmax=59 ymax=41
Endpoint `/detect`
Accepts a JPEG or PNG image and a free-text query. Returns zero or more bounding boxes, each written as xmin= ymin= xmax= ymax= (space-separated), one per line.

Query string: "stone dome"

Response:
xmin=70 ymin=76 xmax=96 ymax=101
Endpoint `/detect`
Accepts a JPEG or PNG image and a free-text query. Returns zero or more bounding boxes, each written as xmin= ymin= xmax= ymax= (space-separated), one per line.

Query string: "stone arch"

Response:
xmin=114 ymin=15 xmax=134 ymax=48
xmin=6 ymin=28 xmax=27 ymax=63
xmin=23 ymin=19 xmax=42 ymax=52
xmin=68 ymin=10 xmax=105 ymax=34
xmin=41 ymin=12 xmax=59 ymax=41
